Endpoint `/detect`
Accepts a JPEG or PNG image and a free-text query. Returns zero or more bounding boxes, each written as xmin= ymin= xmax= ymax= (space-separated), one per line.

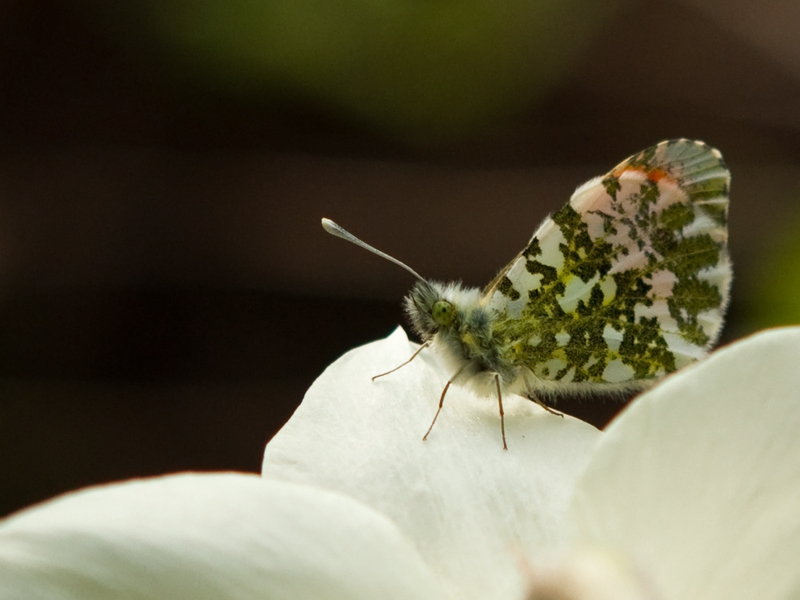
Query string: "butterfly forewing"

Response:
xmin=482 ymin=139 xmax=731 ymax=390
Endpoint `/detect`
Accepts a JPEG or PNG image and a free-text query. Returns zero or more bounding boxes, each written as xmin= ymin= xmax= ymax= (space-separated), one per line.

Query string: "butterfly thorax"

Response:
xmin=404 ymin=281 xmax=518 ymax=385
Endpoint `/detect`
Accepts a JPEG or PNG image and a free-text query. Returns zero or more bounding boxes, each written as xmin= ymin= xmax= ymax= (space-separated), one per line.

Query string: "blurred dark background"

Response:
xmin=1 ymin=0 xmax=799 ymax=517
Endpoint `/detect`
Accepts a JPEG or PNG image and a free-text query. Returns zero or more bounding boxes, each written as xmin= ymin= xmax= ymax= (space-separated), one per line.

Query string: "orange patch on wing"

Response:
xmin=613 ymin=166 xmax=673 ymax=183
xmin=645 ymin=168 xmax=670 ymax=182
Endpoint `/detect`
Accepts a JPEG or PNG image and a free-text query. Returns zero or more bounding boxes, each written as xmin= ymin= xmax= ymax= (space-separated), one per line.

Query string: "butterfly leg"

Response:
xmin=372 ymin=341 xmax=431 ymax=381
xmin=531 ymin=396 xmax=564 ymax=417
xmin=494 ymin=374 xmax=508 ymax=450
xmin=423 ymin=363 xmax=473 ymax=442
xmin=422 ymin=380 xmax=451 ymax=442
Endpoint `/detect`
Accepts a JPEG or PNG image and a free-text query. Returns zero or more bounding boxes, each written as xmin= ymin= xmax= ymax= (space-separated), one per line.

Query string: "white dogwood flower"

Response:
xmin=2 ymin=327 xmax=799 ymax=600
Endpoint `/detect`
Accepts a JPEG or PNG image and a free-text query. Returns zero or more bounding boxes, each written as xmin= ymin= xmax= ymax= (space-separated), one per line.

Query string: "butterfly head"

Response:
xmin=404 ymin=280 xmax=484 ymax=343
xmin=404 ymin=281 xmax=451 ymax=341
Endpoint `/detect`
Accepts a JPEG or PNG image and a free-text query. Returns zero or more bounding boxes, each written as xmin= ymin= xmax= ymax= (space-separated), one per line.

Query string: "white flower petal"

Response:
xmin=567 ymin=327 xmax=800 ymax=600
xmin=0 ymin=472 xmax=443 ymax=600
xmin=263 ymin=328 xmax=601 ymax=600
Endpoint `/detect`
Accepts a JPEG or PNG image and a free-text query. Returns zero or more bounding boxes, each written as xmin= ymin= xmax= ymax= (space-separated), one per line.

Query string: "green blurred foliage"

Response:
xmin=90 ymin=0 xmax=629 ymax=142
xmin=750 ymin=208 xmax=800 ymax=329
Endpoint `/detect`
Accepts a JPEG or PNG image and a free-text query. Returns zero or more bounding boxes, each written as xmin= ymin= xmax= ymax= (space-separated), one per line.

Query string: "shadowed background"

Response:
xmin=1 ymin=0 xmax=799 ymax=517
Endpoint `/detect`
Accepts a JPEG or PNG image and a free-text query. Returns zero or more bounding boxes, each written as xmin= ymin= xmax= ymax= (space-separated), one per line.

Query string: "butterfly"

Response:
xmin=323 ymin=139 xmax=731 ymax=449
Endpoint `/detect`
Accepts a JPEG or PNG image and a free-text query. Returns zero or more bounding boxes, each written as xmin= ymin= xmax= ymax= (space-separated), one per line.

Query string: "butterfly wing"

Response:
xmin=482 ymin=139 xmax=731 ymax=390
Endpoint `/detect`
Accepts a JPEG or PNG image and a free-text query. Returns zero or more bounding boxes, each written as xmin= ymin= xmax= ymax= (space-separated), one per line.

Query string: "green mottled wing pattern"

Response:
xmin=482 ymin=139 xmax=731 ymax=390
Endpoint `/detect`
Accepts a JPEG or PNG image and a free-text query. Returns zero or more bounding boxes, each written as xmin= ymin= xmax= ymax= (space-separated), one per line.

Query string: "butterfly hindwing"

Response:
xmin=482 ymin=139 xmax=731 ymax=391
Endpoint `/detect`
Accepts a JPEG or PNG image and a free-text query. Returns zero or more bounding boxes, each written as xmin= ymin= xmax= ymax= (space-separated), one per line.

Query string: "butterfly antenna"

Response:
xmin=322 ymin=218 xmax=427 ymax=283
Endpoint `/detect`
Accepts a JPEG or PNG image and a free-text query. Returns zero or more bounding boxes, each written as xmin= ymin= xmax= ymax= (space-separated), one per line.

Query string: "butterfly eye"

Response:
xmin=431 ymin=300 xmax=454 ymax=326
